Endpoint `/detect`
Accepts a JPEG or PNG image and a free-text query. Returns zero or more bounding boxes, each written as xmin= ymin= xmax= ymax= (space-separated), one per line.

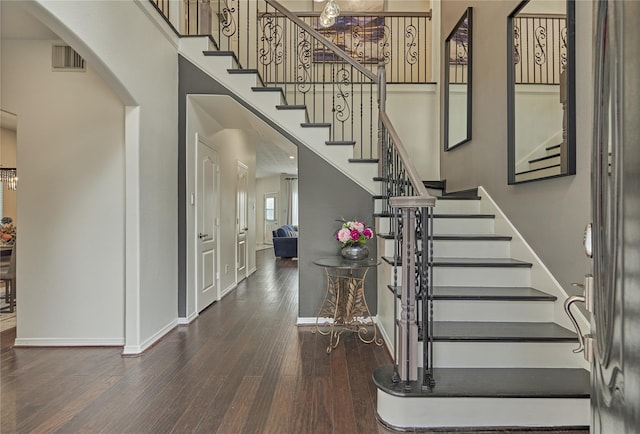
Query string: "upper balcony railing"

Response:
xmin=513 ymin=14 xmax=567 ymax=85
xmin=295 ymin=11 xmax=432 ymax=84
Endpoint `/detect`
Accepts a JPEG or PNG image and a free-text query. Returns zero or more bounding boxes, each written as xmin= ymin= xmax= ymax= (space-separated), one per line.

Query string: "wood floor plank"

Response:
xmin=216 ymin=375 xmax=262 ymax=434
xmin=0 ymin=249 xmax=587 ymax=434
xmin=262 ymin=375 xmax=297 ymax=434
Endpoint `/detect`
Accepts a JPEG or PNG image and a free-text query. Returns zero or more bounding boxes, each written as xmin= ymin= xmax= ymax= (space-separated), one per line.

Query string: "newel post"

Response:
xmin=389 ymin=196 xmax=431 ymax=384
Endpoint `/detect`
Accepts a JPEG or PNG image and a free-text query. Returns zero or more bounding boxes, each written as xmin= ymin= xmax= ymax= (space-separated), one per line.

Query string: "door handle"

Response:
xmin=564 ymin=274 xmax=594 ymax=362
xmin=199 ymin=233 xmax=209 ymax=240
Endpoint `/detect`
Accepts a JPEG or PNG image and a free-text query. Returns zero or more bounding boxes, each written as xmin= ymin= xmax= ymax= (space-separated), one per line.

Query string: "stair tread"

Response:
xmin=276 ymin=104 xmax=306 ymax=110
xmin=529 ymin=153 xmax=561 ymax=164
xmin=435 ymin=195 xmax=481 ymax=201
xmin=382 ymin=256 xmax=532 ymax=267
xmin=433 ymin=257 xmax=532 ymax=267
xmin=300 ymin=122 xmax=331 ymax=128
xmin=433 ymin=214 xmax=494 ymax=219
xmin=326 ymin=140 xmax=356 ymax=146
xmin=431 ymin=321 xmax=577 ymax=341
xmin=388 ymin=285 xmax=556 ymax=301
xmin=373 ymin=365 xmax=590 ymax=398
xmin=227 ymin=68 xmax=258 ymax=74
xmin=515 ymin=164 xmax=562 ymax=176
xmin=433 ymin=234 xmax=512 ymax=241
xmin=348 ymin=158 xmax=379 ymax=163
xmin=251 ymin=86 xmax=283 ymax=92
xmin=378 ymin=233 xmax=511 ymax=241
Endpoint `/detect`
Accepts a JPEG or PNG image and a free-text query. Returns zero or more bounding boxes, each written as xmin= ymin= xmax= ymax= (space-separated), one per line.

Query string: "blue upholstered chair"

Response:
xmin=272 ymin=225 xmax=298 ymax=258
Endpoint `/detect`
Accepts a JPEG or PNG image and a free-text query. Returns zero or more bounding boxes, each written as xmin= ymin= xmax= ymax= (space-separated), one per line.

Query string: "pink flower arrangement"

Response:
xmin=335 ymin=219 xmax=374 ymax=247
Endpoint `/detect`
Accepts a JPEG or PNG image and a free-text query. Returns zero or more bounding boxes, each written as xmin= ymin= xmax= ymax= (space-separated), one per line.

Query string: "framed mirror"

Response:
xmin=444 ymin=8 xmax=472 ymax=150
xmin=507 ymin=0 xmax=575 ymax=183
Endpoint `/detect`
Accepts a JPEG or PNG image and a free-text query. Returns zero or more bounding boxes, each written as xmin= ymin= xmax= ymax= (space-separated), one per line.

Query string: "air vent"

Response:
xmin=52 ymin=45 xmax=85 ymax=71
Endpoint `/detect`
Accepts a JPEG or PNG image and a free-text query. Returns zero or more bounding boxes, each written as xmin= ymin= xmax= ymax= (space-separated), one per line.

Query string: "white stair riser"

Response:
xmin=420 ymin=342 xmax=586 ymax=368
xmin=434 ymin=218 xmax=494 ymax=235
xmin=374 ymin=198 xmax=384 ymax=214
xmin=429 ymin=300 xmax=553 ymax=322
xmin=377 ymin=392 xmax=589 ymax=429
xmin=381 ymin=238 xmax=510 ymax=258
xmin=434 ymin=267 xmax=530 ymax=287
xmin=434 ymin=200 xmax=481 ymax=214
xmin=376 ymin=216 xmax=392 ymax=234
xmin=272 ymin=108 xmax=307 ymax=126
xmin=529 ymin=155 xmax=560 ymax=171
xmin=546 ymin=145 xmax=561 ymax=156
xmin=433 ymin=239 xmax=510 ymax=258
xmin=224 ymin=72 xmax=258 ymax=89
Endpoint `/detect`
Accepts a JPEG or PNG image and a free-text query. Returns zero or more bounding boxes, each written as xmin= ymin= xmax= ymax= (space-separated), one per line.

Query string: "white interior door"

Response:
xmin=264 ymin=193 xmax=278 ymax=244
xmin=197 ymin=139 xmax=219 ymax=312
xmin=236 ymin=162 xmax=248 ymax=280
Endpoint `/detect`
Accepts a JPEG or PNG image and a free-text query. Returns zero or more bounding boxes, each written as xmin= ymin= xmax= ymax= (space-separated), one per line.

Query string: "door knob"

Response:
xmin=199 ymin=233 xmax=209 ymax=239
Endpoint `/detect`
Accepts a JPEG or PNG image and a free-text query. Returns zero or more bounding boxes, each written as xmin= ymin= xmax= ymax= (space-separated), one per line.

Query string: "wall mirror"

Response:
xmin=444 ymin=7 xmax=472 ymax=150
xmin=507 ymin=0 xmax=575 ymax=183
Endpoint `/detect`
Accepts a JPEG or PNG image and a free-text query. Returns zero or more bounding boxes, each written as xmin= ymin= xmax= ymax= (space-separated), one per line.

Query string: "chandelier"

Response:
xmin=0 ymin=168 xmax=17 ymax=191
xmin=316 ymin=0 xmax=341 ymax=27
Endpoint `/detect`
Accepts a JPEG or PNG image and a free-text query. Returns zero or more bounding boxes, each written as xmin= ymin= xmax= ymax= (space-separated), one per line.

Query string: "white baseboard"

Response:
xmin=296 ymin=317 xmax=318 ymax=326
xmin=14 ymin=337 xmax=125 ymax=347
xmin=122 ymin=318 xmax=178 ymax=356
xmin=296 ymin=316 xmax=377 ymax=326
xmin=178 ymin=311 xmax=198 ymax=325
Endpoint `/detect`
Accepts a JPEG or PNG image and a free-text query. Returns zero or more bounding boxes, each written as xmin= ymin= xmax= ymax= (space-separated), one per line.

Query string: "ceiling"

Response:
xmin=0 ymin=1 xmax=298 ymax=179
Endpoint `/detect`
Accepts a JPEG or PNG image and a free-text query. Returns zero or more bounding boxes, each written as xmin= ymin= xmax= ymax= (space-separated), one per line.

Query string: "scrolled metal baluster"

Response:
xmin=405 ymin=24 xmax=418 ymax=65
xmin=379 ymin=25 xmax=391 ymax=65
xmin=534 ymin=25 xmax=547 ymax=66
xmin=513 ymin=24 xmax=521 ymax=65
xmin=221 ymin=0 xmax=237 ymax=38
xmin=296 ymin=27 xmax=312 ymax=95
xmin=560 ymin=26 xmax=567 ymax=69
xmin=334 ymin=67 xmax=352 ymax=140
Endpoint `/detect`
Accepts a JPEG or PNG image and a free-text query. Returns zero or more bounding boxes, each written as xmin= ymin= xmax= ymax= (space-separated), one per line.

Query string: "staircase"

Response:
xmin=515 ymin=143 xmax=563 ymax=182
xmin=152 ymin=0 xmax=590 ymax=429
xmin=179 ymin=37 xmax=379 ymax=194
xmin=373 ymin=185 xmax=590 ymax=430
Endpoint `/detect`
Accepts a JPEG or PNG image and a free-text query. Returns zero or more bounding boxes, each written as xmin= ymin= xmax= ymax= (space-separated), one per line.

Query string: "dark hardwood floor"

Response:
xmin=1 ymin=249 xmax=589 ymax=434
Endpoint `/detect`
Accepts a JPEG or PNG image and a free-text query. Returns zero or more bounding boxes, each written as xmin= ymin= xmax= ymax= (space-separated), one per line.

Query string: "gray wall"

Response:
xmin=298 ymin=145 xmax=377 ymax=317
xmin=440 ymin=0 xmax=593 ymax=299
xmin=178 ymin=56 xmax=376 ymax=318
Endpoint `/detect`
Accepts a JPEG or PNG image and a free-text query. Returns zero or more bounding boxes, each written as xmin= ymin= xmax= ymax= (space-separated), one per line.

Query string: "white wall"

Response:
xmin=386 ymin=84 xmax=440 ymax=180
xmin=1 ymin=39 xmax=126 ymax=343
xmin=5 ymin=0 xmax=180 ymax=350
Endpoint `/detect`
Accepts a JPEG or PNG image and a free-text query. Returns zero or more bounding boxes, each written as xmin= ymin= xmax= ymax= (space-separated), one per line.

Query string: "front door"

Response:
xmin=589 ymin=2 xmax=640 ymax=431
xmin=236 ymin=162 xmax=248 ymax=281
xmin=264 ymin=193 xmax=278 ymax=245
xmin=197 ymin=139 xmax=219 ymax=312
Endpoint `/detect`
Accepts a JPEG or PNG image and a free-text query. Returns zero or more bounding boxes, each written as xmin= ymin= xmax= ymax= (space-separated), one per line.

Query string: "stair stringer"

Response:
xmin=178 ymin=36 xmax=378 ymax=194
xmin=477 ymin=186 xmax=590 ymax=340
